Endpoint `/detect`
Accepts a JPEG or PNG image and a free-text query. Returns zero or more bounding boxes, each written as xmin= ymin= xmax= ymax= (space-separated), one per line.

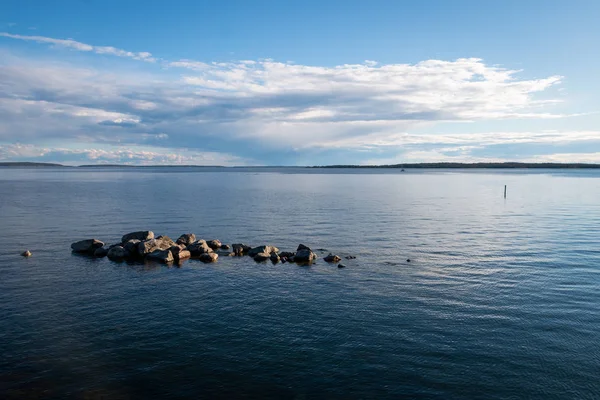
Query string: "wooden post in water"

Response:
xmin=504 ymin=185 xmax=507 ymax=198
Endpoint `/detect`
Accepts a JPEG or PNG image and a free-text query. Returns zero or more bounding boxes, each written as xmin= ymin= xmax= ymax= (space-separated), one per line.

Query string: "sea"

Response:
xmin=1 ymin=167 xmax=599 ymax=399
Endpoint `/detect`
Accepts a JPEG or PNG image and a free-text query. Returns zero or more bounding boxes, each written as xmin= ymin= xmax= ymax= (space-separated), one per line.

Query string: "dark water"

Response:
xmin=1 ymin=167 xmax=599 ymax=399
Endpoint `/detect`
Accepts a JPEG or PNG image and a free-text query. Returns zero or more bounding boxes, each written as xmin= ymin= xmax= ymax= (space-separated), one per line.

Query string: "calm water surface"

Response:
xmin=1 ymin=167 xmax=599 ymax=399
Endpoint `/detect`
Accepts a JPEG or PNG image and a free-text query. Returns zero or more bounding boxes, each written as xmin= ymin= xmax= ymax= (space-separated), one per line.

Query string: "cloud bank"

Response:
xmin=0 ymin=32 xmax=596 ymax=165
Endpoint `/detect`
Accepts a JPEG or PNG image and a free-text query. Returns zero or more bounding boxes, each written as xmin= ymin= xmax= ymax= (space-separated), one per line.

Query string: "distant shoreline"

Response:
xmin=2 ymin=161 xmax=600 ymax=169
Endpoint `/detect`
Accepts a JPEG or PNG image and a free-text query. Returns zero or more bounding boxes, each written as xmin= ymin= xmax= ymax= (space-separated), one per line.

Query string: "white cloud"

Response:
xmin=0 ymin=32 xmax=156 ymax=62
xmin=0 ymin=33 xmax=593 ymax=164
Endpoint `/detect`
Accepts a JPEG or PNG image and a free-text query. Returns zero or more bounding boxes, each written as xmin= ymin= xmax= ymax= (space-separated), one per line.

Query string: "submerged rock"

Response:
xmin=71 ymin=239 xmax=104 ymax=254
xmin=21 ymin=250 xmax=32 ymax=257
xmin=107 ymin=246 xmax=128 ymax=260
xmin=94 ymin=247 xmax=108 ymax=258
xmin=121 ymin=231 xmax=154 ymax=243
xmin=199 ymin=252 xmax=218 ymax=263
xmin=147 ymin=249 xmax=174 ymax=264
xmin=232 ymin=243 xmax=251 ymax=256
xmin=324 ymin=254 xmax=342 ymax=263
xmin=345 ymin=255 xmax=356 ymax=260
xmin=176 ymin=233 xmax=196 ymax=246
xmin=220 ymin=244 xmax=231 ymax=250
xmin=248 ymin=245 xmax=279 ymax=257
xmin=338 ymin=263 xmax=347 ymax=268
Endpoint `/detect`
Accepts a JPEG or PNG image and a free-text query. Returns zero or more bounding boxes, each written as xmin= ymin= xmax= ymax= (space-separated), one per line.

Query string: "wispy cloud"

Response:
xmin=0 ymin=32 xmax=156 ymax=62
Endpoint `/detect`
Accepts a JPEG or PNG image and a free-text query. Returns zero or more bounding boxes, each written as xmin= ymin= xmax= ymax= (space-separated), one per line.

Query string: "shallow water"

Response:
xmin=1 ymin=167 xmax=599 ymax=399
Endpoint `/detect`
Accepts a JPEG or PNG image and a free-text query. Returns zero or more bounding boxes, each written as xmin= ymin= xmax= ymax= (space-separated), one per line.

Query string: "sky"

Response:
xmin=1 ymin=0 xmax=600 ymax=166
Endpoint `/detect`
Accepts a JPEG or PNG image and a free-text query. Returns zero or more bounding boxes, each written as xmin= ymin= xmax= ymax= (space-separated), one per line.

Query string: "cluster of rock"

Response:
xmin=70 ymin=231 xmax=350 ymax=267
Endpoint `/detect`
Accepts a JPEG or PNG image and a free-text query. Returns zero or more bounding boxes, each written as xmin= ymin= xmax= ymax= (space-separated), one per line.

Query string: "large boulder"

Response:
xmin=137 ymin=236 xmax=175 ymax=257
xmin=232 ymin=243 xmax=251 ymax=256
xmin=294 ymin=245 xmax=317 ymax=264
xmin=176 ymin=233 xmax=196 ymax=246
xmin=123 ymin=239 xmax=141 ymax=254
xmin=121 ymin=231 xmax=154 ymax=243
xmin=199 ymin=252 xmax=218 ymax=263
xmin=248 ymin=245 xmax=279 ymax=257
xmin=187 ymin=240 xmax=213 ymax=256
xmin=253 ymin=252 xmax=270 ymax=262
xmin=107 ymin=246 xmax=128 ymax=260
xmin=147 ymin=249 xmax=174 ymax=264
xmin=207 ymin=239 xmax=222 ymax=250
xmin=170 ymin=246 xmax=191 ymax=262
xmin=71 ymin=239 xmax=104 ymax=254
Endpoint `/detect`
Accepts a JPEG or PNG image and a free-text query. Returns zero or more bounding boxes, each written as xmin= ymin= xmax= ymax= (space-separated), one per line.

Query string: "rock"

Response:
xmin=147 ymin=249 xmax=174 ymax=264
xmin=232 ymin=243 xmax=251 ymax=256
xmin=297 ymin=244 xmax=311 ymax=252
xmin=170 ymin=246 xmax=191 ymax=262
xmin=94 ymin=247 xmax=108 ymax=258
xmin=199 ymin=252 xmax=219 ymax=263
xmin=324 ymin=254 xmax=342 ymax=263
xmin=123 ymin=239 xmax=141 ymax=254
xmin=21 ymin=250 xmax=32 ymax=257
xmin=187 ymin=240 xmax=213 ymax=256
xmin=137 ymin=236 xmax=175 ymax=257
xmin=294 ymin=248 xmax=317 ymax=263
xmin=248 ymin=245 xmax=279 ymax=257
xmin=253 ymin=252 xmax=270 ymax=262
xmin=71 ymin=239 xmax=104 ymax=254
xmin=406 ymin=259 xmax=411 ymax=263
xmin=270 ymin=253 xmax=280 ymax=263
xmin=345 ymin=255 xmax=356 ymax=260
xmin=207 ymin=239 xmax=222 ymax=250
xmin=107 ymin=246 xmax=128 ymax=260
xmin=338 ymin=263 xmax=347 ymax=268
xmin=121 ymin=231 xmax=154 ymax=243
xmin=216 ymin=249 xmax=235 ymax=256
xmin=220 ymin=244 xmax=231 ymax=250
xmin=176 ymin=233 xmax=196 ymax=246
xmin=281 ymin=257 xmax=287 ymax=264
xmin=279 ymin=251 xmax=295 ymax=258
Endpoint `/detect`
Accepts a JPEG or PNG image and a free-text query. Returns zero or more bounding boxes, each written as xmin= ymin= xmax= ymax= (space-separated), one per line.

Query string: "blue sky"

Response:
xmin=1 ymin=0 xmax=599 ymax=165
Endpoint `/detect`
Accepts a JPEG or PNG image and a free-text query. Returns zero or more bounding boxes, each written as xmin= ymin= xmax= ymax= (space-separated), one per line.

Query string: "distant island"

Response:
xmin=2 ymin=162 xmax=600 ymax=169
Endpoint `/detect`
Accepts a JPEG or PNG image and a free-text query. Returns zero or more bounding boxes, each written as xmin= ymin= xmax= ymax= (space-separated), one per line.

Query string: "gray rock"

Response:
xmin=121 ymin=231 xmax=154 ymax=243
xmin=94 ymin=247 xmax=108 ymax=258
xmin=71 ymin=239 xmax=104 ymax=253
xmin=207 ymin=239 xmax=222 ymax=250
xmin=232 ymin=243 xmax=251 ymax=256
xmin=176 ymin=233 xmax=196 ymax=246
xmin=324 ymin=254 xmax=342 ymax=263
xmin=137 ymin=236 xmax=175 ymax=257
xmin=294 ymin=248 xmax=317 ymax=263
xmin=253 ymin=252 xmax=270 ymax=262
xmin=21 ymin=250 xmax=32 ymax=257
xmin=107 ymin=246 xmax=128 ymax=260
xmin=169 ymin=246 xmax=191 ymax=262
xmin=248 ymin=245 xmax=279 ymax=257
xmin=199 ymin=252 xmax=219 ymax=263
xmin=147 ymin=249 xmax=174 ymax=264
xmin=123 ymin=239 xmax=141 ymax=254
xmin=270 ymin=253 xmax=280 ymax=263
xmin=187 ymin=240 xmax=213 ymax=256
